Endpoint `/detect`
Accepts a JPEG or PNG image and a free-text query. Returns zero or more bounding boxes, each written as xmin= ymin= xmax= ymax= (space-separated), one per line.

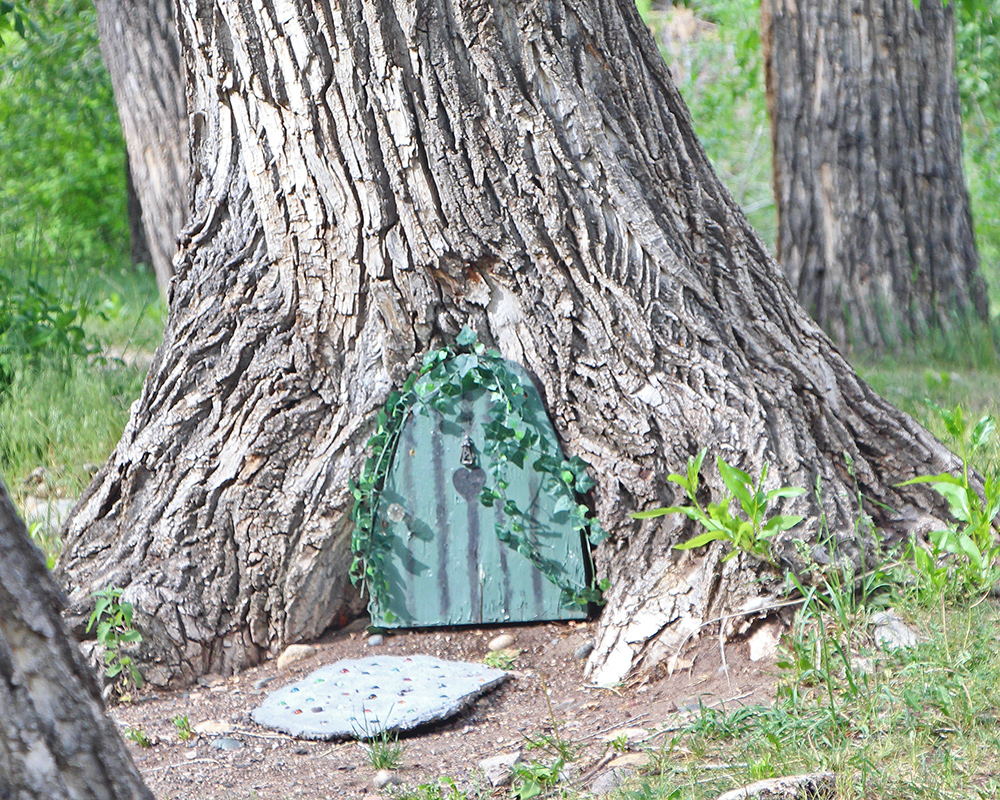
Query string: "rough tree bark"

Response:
xmin=0 ymin=484 xmax=153 ymax=800
xmin=95 ymin=0 xmax=188 ymax=298
xmin=761 ymin=0 xmax=987 ymax=351
xmin=58 ymin=0 xmax=960 ymax=688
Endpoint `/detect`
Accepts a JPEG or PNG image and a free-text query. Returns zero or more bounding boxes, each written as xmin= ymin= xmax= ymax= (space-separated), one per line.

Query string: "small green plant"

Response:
xmin=364 ymin=727 xmax=404 ymax=771
xmin=173 ymin=715 xmax=192 ymax=742
xmin=897 ymin=406 xmax=1000 ymax=599
xmin=483 ymin=648 xmax=520 ymax=670
xmin=511 ymin=672 xmax=578 ymax=798
xmin=608 ymin=733 xmax=630 ymax=753
xmin=632 ymin=449 xmax=805 ymax=565
xmin=86 ymin=585 xmax=143 ymax=696
xmin=125 ymin=728 xmax=151 ymax=748
xmin=396 ymin=778 xmax=468 ymax=800
xmin=511 ymin=759 xmax=563 ymax=800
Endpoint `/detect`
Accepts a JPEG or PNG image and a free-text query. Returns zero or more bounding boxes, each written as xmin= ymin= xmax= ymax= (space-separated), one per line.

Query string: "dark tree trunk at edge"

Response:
xmin=59 ymin=0 xmax=962 ymax=687
xmin=0 ymin=484 xmax=154 ymax=800
xmin=761 ymin=0 xmax=987 ymax=351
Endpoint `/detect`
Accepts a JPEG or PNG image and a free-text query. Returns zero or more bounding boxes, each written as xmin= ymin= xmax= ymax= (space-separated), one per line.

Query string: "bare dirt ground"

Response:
xmin=110 ymin=618 xmax=784 ymax=799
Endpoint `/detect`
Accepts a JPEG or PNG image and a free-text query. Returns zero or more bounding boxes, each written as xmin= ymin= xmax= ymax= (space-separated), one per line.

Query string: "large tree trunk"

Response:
xmin=95 ymin=0 xmax=188 ymax=298
xmin=0 ymin=484 xmax=154 ymax=800
xmin=761 ymin=0 xmax=987 ymax=351
xmin=58 ymin=0 xmax=960 ymax=688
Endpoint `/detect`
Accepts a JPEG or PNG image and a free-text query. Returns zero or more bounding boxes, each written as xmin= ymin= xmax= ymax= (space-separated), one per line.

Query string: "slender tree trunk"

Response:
xmin=95 ymin=0 xmax=188 ymax=299
xmin=761 ymin=0 xmax=987 ymax=351
xmin=0 ymin=484 xmax=154 ymax=800
xmin=59 ymin=0 xmax=960 ymax=687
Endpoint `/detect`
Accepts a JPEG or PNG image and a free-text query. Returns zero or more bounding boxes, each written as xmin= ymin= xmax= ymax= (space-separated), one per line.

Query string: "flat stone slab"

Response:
xmin=250 ymin=655 xmax=508 ymax=740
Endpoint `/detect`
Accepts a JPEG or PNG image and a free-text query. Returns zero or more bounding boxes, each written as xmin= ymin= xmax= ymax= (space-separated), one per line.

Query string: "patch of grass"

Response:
xmin=0 ymin=356 xmax=148 ymax=505
xmin=617 ymin=345 xmax=1000 ymax=799
xmin=364 ymin=727 xmax=404 ymax=771
xmin=631 ymin=596 xmax=1000 ymax=799
xmin=0 ymin=2 xmax=165 ymax=535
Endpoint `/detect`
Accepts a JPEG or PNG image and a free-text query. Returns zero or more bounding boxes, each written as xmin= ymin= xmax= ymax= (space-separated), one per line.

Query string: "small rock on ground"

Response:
xmin=748 ymin=619 xmax=783 ymax=662
xmin=367 ymin=634 xmax=384 ymax=646
xmin=489 ymin=633 xmax=515 ymax=651
xmin=373 ymin=770 xmax=400 ymax=789
xmin=871 ymin=610 xmax=921 ymax=651
xmin=276 ymin=644 xmax=317 ymax=670
xmin=591 ymin=767 xmax=635 ymax=796
xmin=479 ymin=750 xmax=522 ymax=787
xmin=193 ymin=720 xmax=233 ymax=734
xmin=574 ymin=641 xmax=595 ymax=660
xmin=713 ymin=772 xmax=835 ymax=800
xmin=212 ymin=737 xmax=244 ymax=751
xmin=608 ymin=753 xmax=650 ymax=769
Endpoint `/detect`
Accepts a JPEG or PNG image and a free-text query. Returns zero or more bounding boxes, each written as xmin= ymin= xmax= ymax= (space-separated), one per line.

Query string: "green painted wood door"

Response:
xmin=371 ymin=368 xmax=588 ymax=628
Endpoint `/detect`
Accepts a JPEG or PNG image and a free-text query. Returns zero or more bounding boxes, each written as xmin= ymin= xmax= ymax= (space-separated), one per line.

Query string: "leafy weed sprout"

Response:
xmin=173 ymin=715 xmax=192 ymax=742
xmin=125 ymin=728 xmax=151 ymax=748
xmin=511 ymin=673 xmax=578 ymax=799
xmin=632 ymin=449 xmax=805 ymax=566
xmin=898 ymin=405 xmax=1000 ymax=601
xmin=395 ymin=777 xmax=470 ymax=800
xmin=482 ymin=648 xmax=520 ymax=671
xmin=87 ymin=585 xmax=143 ymax=698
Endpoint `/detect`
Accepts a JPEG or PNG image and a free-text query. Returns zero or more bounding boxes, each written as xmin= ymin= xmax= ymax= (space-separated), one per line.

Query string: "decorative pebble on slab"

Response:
xmin=251 ymin=655 xmax=509 ymax=740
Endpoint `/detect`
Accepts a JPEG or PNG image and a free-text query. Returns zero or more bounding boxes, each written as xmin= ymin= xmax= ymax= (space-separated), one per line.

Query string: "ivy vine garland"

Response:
xmin=349 ymin=328 xmax=609 ymax=622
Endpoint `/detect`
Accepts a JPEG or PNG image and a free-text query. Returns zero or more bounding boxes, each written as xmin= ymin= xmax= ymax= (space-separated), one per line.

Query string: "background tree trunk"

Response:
xmin=0 ymin=484 xmax=153 ymax=800
xmin=761 ymin=0 xmax=987 ymax=351
xmin=59 ymin=0 xmax=960 ymax=687
xmin=95 ymin=0 xmax=188 ymax=299
xmin=125 ymin=163 xmax=153 ymax=271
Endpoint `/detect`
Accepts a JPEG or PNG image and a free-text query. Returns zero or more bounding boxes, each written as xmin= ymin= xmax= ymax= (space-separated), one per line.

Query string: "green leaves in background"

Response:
xmin=0 ymin=0 xmax=128 ymax=267
xmin=0 ymin=273 xmax=101 ymax=396
xmin=0 ymin=2 xmax=39 ymax=47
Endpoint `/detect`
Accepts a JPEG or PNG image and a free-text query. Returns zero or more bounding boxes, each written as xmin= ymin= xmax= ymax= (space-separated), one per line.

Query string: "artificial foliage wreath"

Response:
xmin=349 ymin=327 xmax=608 ymax=622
